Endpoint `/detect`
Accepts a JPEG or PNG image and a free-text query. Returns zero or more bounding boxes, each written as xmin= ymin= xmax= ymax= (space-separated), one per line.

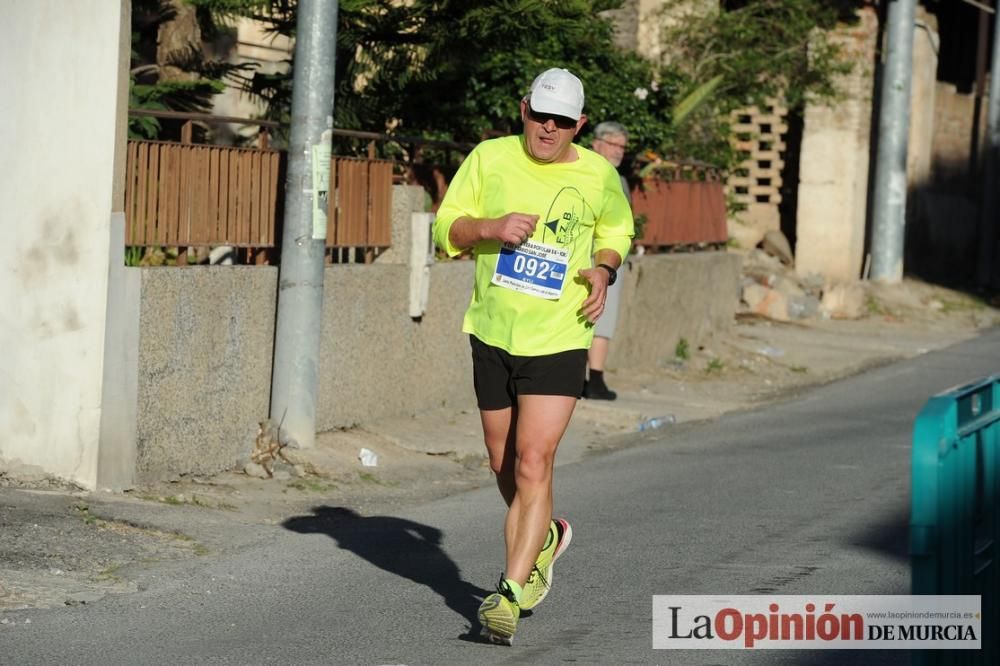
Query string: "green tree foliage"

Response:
xmin=129 ymin=0 xmax=258 ymax=139
xmin=132 ymin=0 xmax=858 ymax=171
xmin=128 ymin=78 xmax=225 ymax=139
xmin=657 ymin=0 xmax=857 ymax=166
xmin=663 ymin=0 xmax=852 ymax=110
xmin=245 ymin=0 xmax=680 ymax=160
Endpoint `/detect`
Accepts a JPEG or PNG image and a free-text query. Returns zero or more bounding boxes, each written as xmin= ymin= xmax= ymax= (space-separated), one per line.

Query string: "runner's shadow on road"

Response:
xmin=282 ymin=505 xmax=489 ymax=639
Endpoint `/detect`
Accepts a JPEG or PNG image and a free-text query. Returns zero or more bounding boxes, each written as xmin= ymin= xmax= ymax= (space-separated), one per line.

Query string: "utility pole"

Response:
xmin=978 ymin=1 xmax=1000 ymax=289
xmin=869 ymin=0 xmax=916 ymax=283
xmin=270 ymin=0 xmax=338 ymax=449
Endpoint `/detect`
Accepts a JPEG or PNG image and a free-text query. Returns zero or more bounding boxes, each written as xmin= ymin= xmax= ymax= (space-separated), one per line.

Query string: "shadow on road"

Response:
xmin=786 ymin=507 xmax=911 ymax=666
xmin=282 ymin=505 xmax=489 ymax=638
xmin=850 ymin=506 xmax=910 ymax=564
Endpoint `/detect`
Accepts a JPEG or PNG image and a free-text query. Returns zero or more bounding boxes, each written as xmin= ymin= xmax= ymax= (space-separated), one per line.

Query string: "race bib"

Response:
xmin=492 ymin=240 xmax=568 ymax=300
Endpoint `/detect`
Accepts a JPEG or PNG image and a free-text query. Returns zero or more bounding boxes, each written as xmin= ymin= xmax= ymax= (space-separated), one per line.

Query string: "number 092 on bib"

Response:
xmin=492 ymin=240 xmax=569 ymax=300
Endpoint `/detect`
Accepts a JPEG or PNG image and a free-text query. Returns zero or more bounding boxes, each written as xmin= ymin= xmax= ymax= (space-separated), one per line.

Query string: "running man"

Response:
xmin=432 ymin=68 xmax=634 ymax=645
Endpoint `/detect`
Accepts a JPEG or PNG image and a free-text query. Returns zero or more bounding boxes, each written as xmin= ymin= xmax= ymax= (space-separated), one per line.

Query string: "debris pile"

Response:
xmin=739 ymin=230 xmax=866 ymax=321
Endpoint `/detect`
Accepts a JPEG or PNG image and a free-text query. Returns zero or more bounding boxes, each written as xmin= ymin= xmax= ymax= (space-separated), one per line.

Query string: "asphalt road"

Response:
xmin=3 ymin=328 xmax=998 ymax=665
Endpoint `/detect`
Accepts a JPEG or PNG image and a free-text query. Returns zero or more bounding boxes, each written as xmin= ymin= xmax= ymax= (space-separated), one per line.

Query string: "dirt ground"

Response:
xmin=2 ymin=277 xmax=998 ymax=612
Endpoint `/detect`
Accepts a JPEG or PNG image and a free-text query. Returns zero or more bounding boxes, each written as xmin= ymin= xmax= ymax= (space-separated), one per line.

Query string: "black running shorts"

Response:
xmin=469 ymin=335 xmax=588 ymax=410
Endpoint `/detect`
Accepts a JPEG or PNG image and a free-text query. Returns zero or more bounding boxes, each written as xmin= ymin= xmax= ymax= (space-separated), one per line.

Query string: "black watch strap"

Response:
xmin=597 ymin=263 xmax=618 ymax=286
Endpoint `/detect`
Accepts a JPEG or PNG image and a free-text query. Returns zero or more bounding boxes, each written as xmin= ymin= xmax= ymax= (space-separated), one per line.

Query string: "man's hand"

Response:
xmin=578 ymin=265 xmax=610 ymax=323
xmin=485 ymin=213 xmax=539 ymax=246
xmin=447 ymin=213 xmax=539 ymax=250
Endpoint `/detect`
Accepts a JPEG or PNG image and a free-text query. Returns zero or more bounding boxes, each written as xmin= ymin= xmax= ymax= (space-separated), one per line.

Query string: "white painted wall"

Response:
xmin=0 ymin=1 xmax=129 ymax=488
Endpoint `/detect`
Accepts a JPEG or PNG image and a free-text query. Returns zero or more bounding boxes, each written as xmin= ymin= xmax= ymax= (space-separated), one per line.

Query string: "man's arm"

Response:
xmin=575 ymin=161 xmax=634 ymax=323
xmin=447 ymin=213 xmax=540 ymax=251
xmin=592 ymin=248 xmax=622 ymax=271
xmin=578 ymin=248 xmax=623 ymax=323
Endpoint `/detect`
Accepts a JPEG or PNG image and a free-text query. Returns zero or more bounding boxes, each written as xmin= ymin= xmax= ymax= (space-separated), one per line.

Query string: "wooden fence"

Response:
xmin=125 ymin=141 xmax=281 ymax=248
xmin=125 ymin=137 xmax=727 ymax=259
xmin=629 ymin=169 xmax=728 ymax=250
xmin=327 ymin=157 xmax=393 ymax=248
xmin=124 ymin=140 xmax=393 ymax=257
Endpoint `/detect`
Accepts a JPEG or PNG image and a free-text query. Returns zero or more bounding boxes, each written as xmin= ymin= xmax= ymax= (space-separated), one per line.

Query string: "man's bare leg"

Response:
xmin=503 ymin=394 xmax=577 ymax=586
xmin=481 ymin=407 xmax=517 ymax=506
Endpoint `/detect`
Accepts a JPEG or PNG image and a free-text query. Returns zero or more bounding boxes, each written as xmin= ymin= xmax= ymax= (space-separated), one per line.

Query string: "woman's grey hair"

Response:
xmin=593 ymin=121 xmax=628 ymax=139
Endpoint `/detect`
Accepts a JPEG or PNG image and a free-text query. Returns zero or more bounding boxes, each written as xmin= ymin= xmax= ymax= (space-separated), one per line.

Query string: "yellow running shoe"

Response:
xmin=520 ymin=518 xmax=573 ymax=611
xmin=478 ymin=578 xmax=520 ymax=645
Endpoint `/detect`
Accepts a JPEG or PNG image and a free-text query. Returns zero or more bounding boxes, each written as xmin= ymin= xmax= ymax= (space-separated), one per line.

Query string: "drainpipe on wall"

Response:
xmin=870 ymin=0 xmax=917 ymax=283
xmin=270 ymin=0 xmax=339 ymax=449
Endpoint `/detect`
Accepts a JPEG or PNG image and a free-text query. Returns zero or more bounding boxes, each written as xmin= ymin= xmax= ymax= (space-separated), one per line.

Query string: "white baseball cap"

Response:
xmin=528 ymin=68 xmax=585 ymax=121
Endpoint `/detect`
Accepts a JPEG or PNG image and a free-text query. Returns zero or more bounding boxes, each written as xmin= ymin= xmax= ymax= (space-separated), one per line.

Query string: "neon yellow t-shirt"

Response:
xmin=433 ymin=135 xmax=634 ymax=356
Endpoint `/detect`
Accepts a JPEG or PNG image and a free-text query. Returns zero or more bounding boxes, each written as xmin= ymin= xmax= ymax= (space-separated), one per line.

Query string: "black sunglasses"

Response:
xmin=527 ymin=107 xmax=578 ymax=130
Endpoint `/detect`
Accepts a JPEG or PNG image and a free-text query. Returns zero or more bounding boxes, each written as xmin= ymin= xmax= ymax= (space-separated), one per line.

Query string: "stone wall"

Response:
xmin=135 ymin=267 xmax=277 ymax=482
xmin=131 ymin=252 xmax=740 ymax=481
xmin=931 ymin=83 xmax=989 ymax=187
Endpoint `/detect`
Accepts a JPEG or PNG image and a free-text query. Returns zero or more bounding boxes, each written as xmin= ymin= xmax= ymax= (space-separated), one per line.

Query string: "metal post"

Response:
xmin=870 ymin=0 xmax=917 ymax=283
xmin=979 ymin=2 xmax=1000 ymax=288
xmin=270 ymin=0 xmax=338 ymax=449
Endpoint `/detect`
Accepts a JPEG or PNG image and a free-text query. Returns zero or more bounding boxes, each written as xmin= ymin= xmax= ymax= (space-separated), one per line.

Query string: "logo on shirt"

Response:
xmin=541 ymin=186 xmax=589 ymax=247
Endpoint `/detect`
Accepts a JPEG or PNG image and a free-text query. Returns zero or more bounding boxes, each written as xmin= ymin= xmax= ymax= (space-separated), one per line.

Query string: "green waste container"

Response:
xmin=911 ymin=375 xmax=999 ymax=665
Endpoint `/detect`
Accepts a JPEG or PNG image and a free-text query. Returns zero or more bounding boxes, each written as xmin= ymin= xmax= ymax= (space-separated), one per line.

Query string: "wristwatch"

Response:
xmin=596 ymin=263 xmax=618 ymax=286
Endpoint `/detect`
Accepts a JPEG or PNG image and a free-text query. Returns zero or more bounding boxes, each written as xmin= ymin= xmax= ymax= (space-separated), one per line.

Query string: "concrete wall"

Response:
xmin=902 ymin=11 xmax=965 ymax=284
xmin=317 ymin=262 xmax=475 ymax=428
xmin=132 ymin=260 xmax=474 ymax=481
xmin=603 ymin=0 xmax=718 ymax=62
xmin=135 ymin=268 xmax=277 ymax=482
xmin=794 ymin=8 xmax=879 ymax=283
xmin=608 ymin=253 xmax=742 ymax=369
xmin=931 ymin=83 xmax=989 ymax=186
xmin=908 ymin=77 xmax=985 ymax=284
xmin=373 ymin=186 xmax=427 ymax=265
xmin=603 ymin=0 xmax=641 ymax=52
xmin=907 ymin=8 xmax=939 ymax=189
xmin=0 ymin=1 xmax=130 ymax=488
xmin=131 ymin=252 xmax=739 ymax=480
